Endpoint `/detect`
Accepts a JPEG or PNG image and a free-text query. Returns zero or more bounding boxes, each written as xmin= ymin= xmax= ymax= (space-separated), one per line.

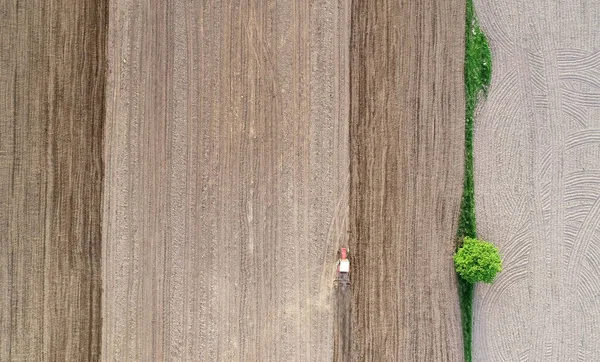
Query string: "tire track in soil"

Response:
xmin=347 ymin=1 xmax=465 ymax=361
xmin=334 ymin=286 xmax=352 ymax=362
xmin=0 ymin=1 xmax=107 ymax=360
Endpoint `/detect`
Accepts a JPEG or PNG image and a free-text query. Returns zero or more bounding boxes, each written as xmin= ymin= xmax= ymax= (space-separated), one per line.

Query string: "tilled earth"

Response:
xmin=347 ymin=1 xmax=466 ymax=361
xmin=0 ymin=0 xmax=106 ymax=360
xmin=473 ymin=0 xmax=600 ymax=360
xmin=2 ymin=0 xmax=469 ymax=361
xmin=102 ymin=0 xmax=349 ymax=360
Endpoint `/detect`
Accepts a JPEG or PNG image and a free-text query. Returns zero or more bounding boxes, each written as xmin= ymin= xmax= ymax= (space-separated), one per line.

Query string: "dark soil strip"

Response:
xmin=0 ymin=1 xmax=108 ymax=360
xmin=347 ymin=1 xmax=466 ymax=361
xmin=334 ymin=286 xmax=352 ymax=362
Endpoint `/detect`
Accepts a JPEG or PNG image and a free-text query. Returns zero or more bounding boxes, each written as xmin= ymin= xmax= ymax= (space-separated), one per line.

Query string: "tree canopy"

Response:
xmin=454 ymin=236 xmax=502 ymax=284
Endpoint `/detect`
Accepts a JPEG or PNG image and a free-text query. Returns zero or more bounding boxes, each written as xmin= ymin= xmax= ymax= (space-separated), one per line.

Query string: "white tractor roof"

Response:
xmin=339 ymin=260 xmax=350 ymax=273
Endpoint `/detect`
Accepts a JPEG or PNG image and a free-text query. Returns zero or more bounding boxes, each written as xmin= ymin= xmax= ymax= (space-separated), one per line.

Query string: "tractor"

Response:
xmin=336 ymin=247 xmax=351 ymax=287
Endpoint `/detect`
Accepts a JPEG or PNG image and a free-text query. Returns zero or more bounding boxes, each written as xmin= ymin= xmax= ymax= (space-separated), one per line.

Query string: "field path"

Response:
xmin=102 ymin=1 xmax=349 ymax=360
xmin=473 ymin=0 xmax=600 ymax=360
xmin=347 ymin=1 xmax=466 ymax=361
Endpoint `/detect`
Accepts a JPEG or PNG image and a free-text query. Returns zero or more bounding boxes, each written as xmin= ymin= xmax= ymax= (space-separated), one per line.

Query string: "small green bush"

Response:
xmin=454 ymin=237 xmax=502 ymax=283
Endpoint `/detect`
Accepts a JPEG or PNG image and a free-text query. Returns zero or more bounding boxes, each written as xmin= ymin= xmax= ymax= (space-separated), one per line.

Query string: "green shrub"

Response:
xmin=454 ymin=237 xmax=502 ymax=283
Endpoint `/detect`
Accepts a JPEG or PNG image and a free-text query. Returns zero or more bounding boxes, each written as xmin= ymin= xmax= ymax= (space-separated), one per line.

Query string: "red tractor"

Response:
xmin=336 ymin=248 xmax=350 ymax=287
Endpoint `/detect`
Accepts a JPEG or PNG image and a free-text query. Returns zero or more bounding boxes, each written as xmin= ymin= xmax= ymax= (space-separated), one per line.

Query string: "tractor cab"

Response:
xmin=337 ymin=248 xmax=350 ymax=273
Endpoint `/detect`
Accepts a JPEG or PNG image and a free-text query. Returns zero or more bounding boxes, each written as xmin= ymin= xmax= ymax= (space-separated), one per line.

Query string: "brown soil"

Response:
xmin=0 ymin=1 xmax=107 ymax=361
xmin=347 ymin=1 xmax=466 ymax=361
xmin=1 ymin=0 xmax=469 ymax=360
xmin=102 ymin=1 xmax=349 ymax=360
xmin=334 ymin=287 xmax=352 ymax=362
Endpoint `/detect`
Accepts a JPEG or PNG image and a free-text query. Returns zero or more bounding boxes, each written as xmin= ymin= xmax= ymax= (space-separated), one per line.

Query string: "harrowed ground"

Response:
xmin=103 ymin=1 xmax=349 ymax=360
xmin=2 ymin=1 xmax=472 ymax=360
xmin=473 ymin=0 xmax=600 ymax=360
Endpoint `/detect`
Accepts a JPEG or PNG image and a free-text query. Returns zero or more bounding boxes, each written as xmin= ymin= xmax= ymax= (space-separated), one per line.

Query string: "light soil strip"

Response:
xmin=348 ymin=1 xmax=465 ymax=361
xmin=103 ymin=0 xmax=349 ymax=360
xmin=0 ymin=1 xmax=106 ymax=360
xmin=473 ymin=0 xmax=600 ymax=360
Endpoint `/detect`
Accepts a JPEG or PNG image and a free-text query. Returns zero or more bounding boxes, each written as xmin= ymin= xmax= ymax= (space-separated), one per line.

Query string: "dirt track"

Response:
xmin=0 ymin=1 xmax=106 ymax=360
xmin=347 ymin=1 xmax=466 ymax=361
xmin=103 ymin=1 xmax=349 ymax=360
xmin=473 ymin=0 xmax=600 ymax=360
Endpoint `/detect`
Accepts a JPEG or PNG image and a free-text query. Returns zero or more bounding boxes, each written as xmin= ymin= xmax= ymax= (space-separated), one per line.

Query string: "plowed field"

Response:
xmin=0 ymin=1 xmax=106 ymax=360
xmin=347 ymin=1 xmax=466 ymax=361
xmin=2 ymin=1 xmax=472 ymax=361
xmin=102 ymin=1 xmax=349 ymax=360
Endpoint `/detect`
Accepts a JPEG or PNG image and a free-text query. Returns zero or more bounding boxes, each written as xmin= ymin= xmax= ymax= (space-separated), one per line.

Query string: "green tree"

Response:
xmin=454 ymin=237 xmax=502 ymax=284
